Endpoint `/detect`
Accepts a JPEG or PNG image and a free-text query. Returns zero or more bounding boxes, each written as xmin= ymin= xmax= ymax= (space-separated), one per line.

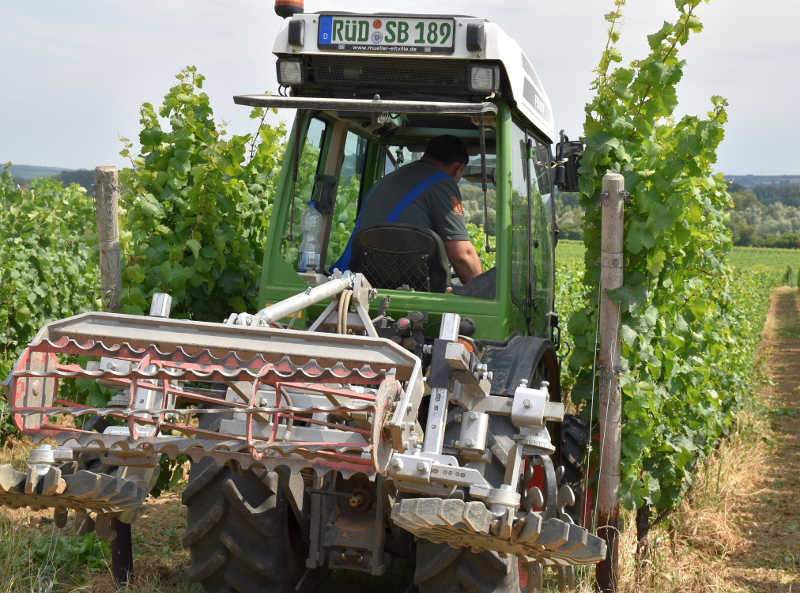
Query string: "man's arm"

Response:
xmin=445 ymin=239 xmax=482 ymax=284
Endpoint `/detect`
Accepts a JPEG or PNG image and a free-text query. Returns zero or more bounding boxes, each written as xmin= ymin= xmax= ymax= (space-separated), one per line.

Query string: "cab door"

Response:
xmin=531 ymin=138 xmax=556 ymax=336
xmin=510 ymin=121 xmax=555 ymax=339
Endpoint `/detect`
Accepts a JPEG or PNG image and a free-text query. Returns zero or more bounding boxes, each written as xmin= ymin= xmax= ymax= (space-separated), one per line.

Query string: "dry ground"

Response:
xmin=612 ymin=286 xmax=800 ymax=593
xmin=1 ymin=288 xmax=798 ymax=592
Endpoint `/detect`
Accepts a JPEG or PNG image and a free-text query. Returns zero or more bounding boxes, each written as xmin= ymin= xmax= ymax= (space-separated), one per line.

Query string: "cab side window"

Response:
xmin=531 ymin=138 xmax=554 ymax=319
xmin=533 ymin=140 xmax=555 ymax=243
xmin=282 ymin=117 xmax=327 ymax=267
xmin=510 ymin=123 xmax=529 ymax=309
xmin=326 ymin=131 xmax=368 ymax=267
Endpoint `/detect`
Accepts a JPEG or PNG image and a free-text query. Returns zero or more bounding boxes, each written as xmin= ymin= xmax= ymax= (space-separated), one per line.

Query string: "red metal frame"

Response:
xmin=10 ymin=339 xmax=393 ymax=474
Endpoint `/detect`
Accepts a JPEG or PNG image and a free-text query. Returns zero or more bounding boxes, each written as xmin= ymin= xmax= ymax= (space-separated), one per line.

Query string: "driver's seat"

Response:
xmin=349 ymin=224 xmax=450 ymax=292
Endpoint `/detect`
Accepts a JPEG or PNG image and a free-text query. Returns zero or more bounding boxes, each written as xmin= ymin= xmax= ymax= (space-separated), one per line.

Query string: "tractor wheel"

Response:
xmin=412 ymin=410 xmax=524 ymax=593
xmin=560 ymin=414 xmax=589 ymax=523
xmin=528 ymin=349 xmax=588 ymax=523
xmin=414 ymin=540 xmax=520 ymax=593
xmin=181 ymin=457 xmax=305 ymax=593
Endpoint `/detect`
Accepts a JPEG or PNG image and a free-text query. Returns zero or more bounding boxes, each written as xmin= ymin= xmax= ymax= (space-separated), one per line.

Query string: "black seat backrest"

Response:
xmin=350 ymin=224 xmax=450 ymax=292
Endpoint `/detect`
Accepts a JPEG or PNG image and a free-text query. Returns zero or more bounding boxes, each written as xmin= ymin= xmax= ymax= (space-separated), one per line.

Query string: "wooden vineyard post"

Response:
xmin=595 ymin=172 xmax=624 ymax=593
xmin=93 ymin=165 xmax=133 ymax=584
xmin=94 ymin=166 xmax=122 ymax=313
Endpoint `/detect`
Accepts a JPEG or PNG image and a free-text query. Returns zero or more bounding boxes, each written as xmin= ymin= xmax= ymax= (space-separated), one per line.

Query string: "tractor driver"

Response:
xmin=332 ymin=135 xmax=483 ymax=284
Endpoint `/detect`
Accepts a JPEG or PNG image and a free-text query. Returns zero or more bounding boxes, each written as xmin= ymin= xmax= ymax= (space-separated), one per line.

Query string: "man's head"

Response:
xmin=423 ymin=135 xmax=469 ymax=181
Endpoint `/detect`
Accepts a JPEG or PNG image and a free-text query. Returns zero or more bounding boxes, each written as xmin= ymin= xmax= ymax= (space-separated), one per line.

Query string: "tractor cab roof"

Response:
xmin=261 ymin=12 xmax=554 ymax=143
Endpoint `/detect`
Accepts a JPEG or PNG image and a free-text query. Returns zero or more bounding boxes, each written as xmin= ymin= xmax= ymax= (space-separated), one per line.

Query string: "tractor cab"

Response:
xmin=235 ymin=11 xmax=571 ymax=342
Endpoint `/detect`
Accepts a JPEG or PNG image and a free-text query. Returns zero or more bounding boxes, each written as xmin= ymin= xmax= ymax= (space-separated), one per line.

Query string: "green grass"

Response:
xmin=556 ymin=239 xmax=585 ymax=266
xmin=556 ymin=239 xmax=800 ymax=272
xmin=727 ymin=246 xmax=800 ymax=271
xmin=0 ymin=513 xmax=110 ymax=592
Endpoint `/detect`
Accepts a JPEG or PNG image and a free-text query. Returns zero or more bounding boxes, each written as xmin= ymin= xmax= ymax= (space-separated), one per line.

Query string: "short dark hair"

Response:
xmin=423 ymin=135 xmax=469 ymax=166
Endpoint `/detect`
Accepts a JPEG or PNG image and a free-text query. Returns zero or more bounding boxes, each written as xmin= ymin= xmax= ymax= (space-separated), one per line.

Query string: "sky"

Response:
xmin=1 ymin=0 xmax=797 ymax=175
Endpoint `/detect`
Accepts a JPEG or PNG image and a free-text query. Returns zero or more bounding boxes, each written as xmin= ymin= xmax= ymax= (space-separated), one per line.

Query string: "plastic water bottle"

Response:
xmin=297 ymin=201 xmax=324 ymax=272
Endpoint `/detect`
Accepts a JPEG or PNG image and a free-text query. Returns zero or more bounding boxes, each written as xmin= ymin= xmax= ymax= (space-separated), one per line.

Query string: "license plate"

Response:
xmin=318 ymin=15 xmax=455 ymax=54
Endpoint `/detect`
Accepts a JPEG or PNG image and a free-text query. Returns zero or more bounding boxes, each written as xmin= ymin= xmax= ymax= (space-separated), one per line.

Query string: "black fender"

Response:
xmin=479 ymin=335 xmax=561 ymax=402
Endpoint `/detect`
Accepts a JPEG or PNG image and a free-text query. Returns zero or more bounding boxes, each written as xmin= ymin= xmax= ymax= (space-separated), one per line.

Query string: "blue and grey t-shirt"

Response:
xmin=358 ymin=161 xmax=469 ymax=241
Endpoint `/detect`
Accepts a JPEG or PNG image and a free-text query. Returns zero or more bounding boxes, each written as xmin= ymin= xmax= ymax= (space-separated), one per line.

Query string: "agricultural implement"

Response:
xmin=2 ymin=5 xmax=602 ymax=592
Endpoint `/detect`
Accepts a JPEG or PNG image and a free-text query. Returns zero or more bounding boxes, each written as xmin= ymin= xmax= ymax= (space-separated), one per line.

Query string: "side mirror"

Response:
xmin=554 ymin=131 xmax=584 ymax=193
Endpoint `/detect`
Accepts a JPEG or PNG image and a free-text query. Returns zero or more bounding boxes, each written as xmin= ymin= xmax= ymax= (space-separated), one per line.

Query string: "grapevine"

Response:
xmin=0 ymin=167 xmax=102 ymax=441
xmin=119 ymin=66 xmax=286 ymax=321
xmin=567 ymin=0 xmax=779 ymax=515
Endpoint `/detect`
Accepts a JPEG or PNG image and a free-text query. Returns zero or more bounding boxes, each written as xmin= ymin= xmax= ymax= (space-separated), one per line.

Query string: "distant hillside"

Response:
xmin=6 ymin=164 xmax=73 ymax=180
xmin=725 ymin=174 xmax=800 ymax=188
xmin=5 ymin=164 xmax=95 ymax=194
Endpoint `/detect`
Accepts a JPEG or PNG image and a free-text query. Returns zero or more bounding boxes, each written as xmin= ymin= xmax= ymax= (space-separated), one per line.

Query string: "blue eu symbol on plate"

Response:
xmin=372 ymin=31 xmax=383 ymax=44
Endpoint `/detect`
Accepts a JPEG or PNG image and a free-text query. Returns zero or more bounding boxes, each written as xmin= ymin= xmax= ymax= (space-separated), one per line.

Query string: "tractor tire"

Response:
xmin=411 ymin=411 xmax=523 ymax=593
xmin=181 ymin=457 xmax=305 ymax=593
xmin=414 ymin=540 xmax=520 ymax=593
xmin=560 ymin=414 xmax=589 ymax=523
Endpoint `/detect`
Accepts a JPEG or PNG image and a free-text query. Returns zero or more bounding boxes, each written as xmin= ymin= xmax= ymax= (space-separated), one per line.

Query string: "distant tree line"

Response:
xmin=556 ymin=183 xmax=800 ymax=248
xmin=10 ymin=164 xmax=799 ymax=249
xmin=555 ymin=192 xmax=583 ymax=240
xmin=747 ymin=183 xmax=800 ymax=207
xmin=727 ymin=183 xmax=800 ymax=247
xmin=13 ymin=169 xmax=95 ymax=195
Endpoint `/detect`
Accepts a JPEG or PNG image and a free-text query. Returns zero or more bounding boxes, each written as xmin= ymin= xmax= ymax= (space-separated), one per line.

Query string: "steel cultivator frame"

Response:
xmin=2 ymin=274 xmax=605 ymax=571
xmin=6 ymin=310 xmax=416 ymax=476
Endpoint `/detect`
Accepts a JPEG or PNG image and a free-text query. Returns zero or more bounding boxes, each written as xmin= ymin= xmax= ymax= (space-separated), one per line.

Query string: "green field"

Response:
xmin=727 ymin=245 xmax=800 ymax=270
xmin=556 ymin=239 xmax=800 ymax=272
xmin=555 ymin=240 xmax=585 ymax=265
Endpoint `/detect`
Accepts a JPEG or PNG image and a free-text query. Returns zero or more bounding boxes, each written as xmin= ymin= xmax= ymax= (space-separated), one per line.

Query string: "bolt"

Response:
xmin=520 ymin=379 xmax=528 ymax=386
xmin=523 ymin=399 xmax=532 ymax=409
xmin=467 ymin=411 xmax=478 ymax=421
xmin=28 ymin=445 xmax=55 ymax=468
xmin=465 ymin=439 xmax=474 ymax=448
xmin=391 ymin=459 xmax=403 ymax=472
xmin=53 ymin=447 xmax=73 ymax=462
xmin=416 ymin=462 xmax=426 ymax=474
xmin=347 ymin=493 xmax=365 ymax=509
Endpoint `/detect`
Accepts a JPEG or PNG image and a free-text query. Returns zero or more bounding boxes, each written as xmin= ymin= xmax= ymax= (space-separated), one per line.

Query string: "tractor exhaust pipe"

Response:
xmin=274 ymin=0 xmax=303 ymax=18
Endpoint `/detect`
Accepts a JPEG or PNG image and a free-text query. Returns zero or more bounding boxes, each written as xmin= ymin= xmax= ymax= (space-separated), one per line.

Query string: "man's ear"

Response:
xmin=447 ymin=162 xmax=465 ymax=180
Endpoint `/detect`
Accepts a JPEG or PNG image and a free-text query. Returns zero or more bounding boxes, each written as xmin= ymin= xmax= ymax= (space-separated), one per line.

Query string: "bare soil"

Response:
xmin=723 ymin=287 xmax=800 ymax=591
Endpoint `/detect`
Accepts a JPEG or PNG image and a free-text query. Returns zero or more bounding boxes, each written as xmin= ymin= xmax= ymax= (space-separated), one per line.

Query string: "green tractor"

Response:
xmin=1 ymin=6 xmax=600 ymax=593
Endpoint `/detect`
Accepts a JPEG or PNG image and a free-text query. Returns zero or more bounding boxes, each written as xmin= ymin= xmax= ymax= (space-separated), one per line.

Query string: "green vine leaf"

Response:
xmin=567 ymin=1 xmax=779 ymax=515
